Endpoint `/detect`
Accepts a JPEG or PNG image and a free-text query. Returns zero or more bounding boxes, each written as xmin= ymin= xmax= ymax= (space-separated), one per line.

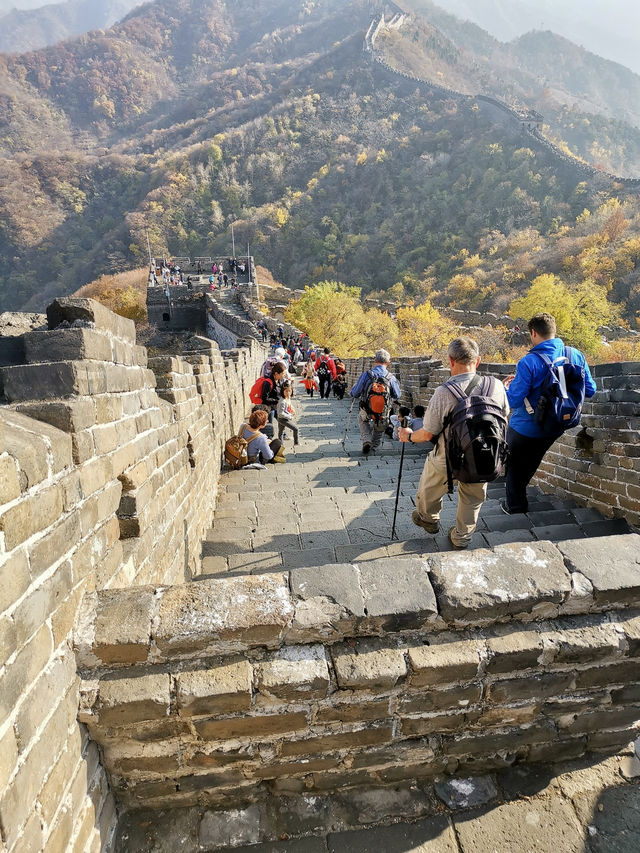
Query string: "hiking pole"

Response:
xmin=342 ymin=397 xmax=355 ymax=451
xmin=391 ymin=417 xmax=408 ymax=540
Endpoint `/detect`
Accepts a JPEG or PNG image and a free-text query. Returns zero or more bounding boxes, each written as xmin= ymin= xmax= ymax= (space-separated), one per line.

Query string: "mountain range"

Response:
xmin=0 ymin=0 xmax=639 ymax=326
xmin=0 ymin=0 xmax=142 ymax=53
xmin=430 ymin=0 xmax=640 ymax=76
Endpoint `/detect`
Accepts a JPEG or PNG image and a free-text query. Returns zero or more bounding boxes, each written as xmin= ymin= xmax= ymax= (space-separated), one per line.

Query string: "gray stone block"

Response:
xmin=557 ymin=534 xmax=640 ymax=607
xmin=288 ymin=563 xmax=365 ymax=643
xmin=428 ymin=541 xmax=571 ymax=624
xmin=358 ymin=557 xmax=438 ymax=630
xmin=23 ymin=327 xmax=114 ymax=364
xmin=47 ymin=297 xmax=136 ymax=343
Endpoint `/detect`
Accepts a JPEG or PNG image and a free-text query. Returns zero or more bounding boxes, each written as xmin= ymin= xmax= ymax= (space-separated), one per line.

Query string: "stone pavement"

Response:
xmin=200 ymin=393 xmax=631 ymax=578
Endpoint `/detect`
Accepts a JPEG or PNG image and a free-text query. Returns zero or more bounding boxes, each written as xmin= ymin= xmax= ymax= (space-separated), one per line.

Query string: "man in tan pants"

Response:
xmin=399 ymin=337 xmax=509 ymax=549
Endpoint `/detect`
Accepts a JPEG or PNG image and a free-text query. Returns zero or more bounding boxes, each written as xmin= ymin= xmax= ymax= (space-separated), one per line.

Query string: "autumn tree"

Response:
xmin=285 ymin=281 xmax=398 ymax=357
xmin=509 ymin=273 xmax=617 ymax=355
xmin=396 ymin=302 xmax=457 ymax=357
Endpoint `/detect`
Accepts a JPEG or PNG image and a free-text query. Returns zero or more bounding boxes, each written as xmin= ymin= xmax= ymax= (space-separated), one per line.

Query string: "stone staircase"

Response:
xmin=199 ymin=394 xmax=633 ymax=580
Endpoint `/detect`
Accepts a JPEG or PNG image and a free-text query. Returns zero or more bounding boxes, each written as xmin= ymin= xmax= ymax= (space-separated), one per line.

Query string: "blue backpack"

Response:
xmin=527 ymin=347 xmax=586 ymax=435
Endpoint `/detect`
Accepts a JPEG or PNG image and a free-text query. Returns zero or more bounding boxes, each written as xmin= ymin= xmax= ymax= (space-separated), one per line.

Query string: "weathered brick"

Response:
xmin=488 ymin=672 xmax=576 ymax=703
xmin=280 ymin=726 xmax=393 ymax=757
xmin=92 ymin=587 xmax=155 ymax=665
xmin=399 ymin=683 xmax=482 ymax=715
xmin=428 ymin=541 xmax=570 ymax=623
xmin=575 ymin=660 xmax=640 ymax=689
xmin=0 ymin=697 xmax=71 ymax=849
xmin=13 ymin=562 xmax=73 ymax=648
xmin=194 ymin=712 xmax=308 ymax=741
xmin=257 ymin=645 xmax=329 ymax=701
xmin=332 ymin=639 xmax=407 ymax=690
xmin=96 ymin=673 xmax=171 ymax=726
xmin=444 ymin=721 xmax=557 ymax=756
xmin=0 ymin=725 xmax=18 ymax=791
xmin=15 ymin=651 xmax=77 ymax=753
xmin=0 ymin=623 xmax=53 ymax=722
xmin=541 ymin=617 xmax=623 ymax=664
xmin=29 ymin=500 xmax=80 ymax=580
xmin=314 ymin=698 xmax=391 ymax=725
xmin=486 ymin=627 xmax=543 ymax=673
xmin=558 ymin=706 xmax=640 ymax=734
xmin=618 ymin=611 xmax=640 ymax=655
xmin=24 ymin=327 xmax=114 ymax=364
xmin=177 ymin=661 xmax=252 ymax=716
xmin=408 ymin=639 xmax=481 ymax=686
xmin=155 ymin=574 xmax=294 ymax=655
xmin=0 ymin=485 xmax=64 ymax=550
xmin=0 ymin=548 xmax=30 ymax=614
xmin=37 ymin=728 xmax=82 ymax=825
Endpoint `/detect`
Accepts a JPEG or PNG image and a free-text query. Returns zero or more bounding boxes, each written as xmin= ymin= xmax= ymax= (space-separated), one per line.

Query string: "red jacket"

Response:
xmin=315 ymin=354 xmax=337 ymax=380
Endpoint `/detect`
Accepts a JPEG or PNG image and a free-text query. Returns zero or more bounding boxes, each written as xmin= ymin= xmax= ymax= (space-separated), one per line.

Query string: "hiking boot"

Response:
xmin=412 ymin=509 xmax=438 ymax=534
xmin=362 ymin=443 xmax=371 ymax=455
xmin=448 ymin=526 xmax=468 ymax=550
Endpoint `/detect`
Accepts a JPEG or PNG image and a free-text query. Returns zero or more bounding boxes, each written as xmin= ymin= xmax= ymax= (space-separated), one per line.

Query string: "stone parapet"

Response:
xmin=76 ymin=536 xmax=640 ymax=810
xmin=0 ymin=298 xmax=265 ymax=853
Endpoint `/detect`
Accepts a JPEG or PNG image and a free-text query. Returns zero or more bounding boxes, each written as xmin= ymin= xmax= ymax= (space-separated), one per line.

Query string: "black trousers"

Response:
xmin=505 ymin=426 xmax=557 ymax=513
xmin=319 ymin=375 xmax=332 ymax=398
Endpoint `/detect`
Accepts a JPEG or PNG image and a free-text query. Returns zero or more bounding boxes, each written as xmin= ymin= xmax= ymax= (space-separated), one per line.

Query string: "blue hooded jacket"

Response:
xmin=507 ymin=337 xmax=597 ymax=438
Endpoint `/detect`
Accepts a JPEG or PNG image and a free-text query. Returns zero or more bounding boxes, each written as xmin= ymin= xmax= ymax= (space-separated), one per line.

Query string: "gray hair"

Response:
xmin=374 ymin=348 xmax=391 ymax=364
xmin=448 ymin=336 xmax=479 ymax=365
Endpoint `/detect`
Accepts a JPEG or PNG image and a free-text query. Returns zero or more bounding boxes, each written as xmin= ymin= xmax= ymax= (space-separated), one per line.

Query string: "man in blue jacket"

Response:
xmin=502 ymin=312 xmax=597 ymax=513
xmin=350 ymin=349 xmax=401 ymax=454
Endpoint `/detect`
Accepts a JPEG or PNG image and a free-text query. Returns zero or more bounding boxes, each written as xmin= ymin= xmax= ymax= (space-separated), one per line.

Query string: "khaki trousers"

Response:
xmin=415 ymin=441 xmax=486 ymax=547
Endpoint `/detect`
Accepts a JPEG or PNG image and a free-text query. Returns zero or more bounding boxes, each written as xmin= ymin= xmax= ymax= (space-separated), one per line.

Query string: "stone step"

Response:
xmin=201 ymin=391 xmax=638 ymax=576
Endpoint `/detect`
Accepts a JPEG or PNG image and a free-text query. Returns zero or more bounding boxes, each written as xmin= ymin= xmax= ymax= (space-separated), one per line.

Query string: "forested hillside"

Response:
xmin=1 ymin=0 xmax=639 ymax=332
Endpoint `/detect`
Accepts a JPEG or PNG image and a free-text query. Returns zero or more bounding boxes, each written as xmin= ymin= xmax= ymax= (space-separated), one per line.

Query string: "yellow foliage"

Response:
xmin=509 ymin=273 xmax=617 ymax=356
xmin=356 ymin=151 xmax=367 ymax=166
xmin=73 ymin=268 xmax=147 ymax=324
xmin=285 ymin=281 xmax=397 ymax=358
xmin=396 ymin=302 xmax=457 ymax=357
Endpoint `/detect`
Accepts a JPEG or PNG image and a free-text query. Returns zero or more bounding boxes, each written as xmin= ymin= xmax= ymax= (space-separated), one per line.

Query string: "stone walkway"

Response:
xmin=196 ymin=371 xmax=639 ymax=853
xmin=201 ymin=393 xmax=631 ymax=578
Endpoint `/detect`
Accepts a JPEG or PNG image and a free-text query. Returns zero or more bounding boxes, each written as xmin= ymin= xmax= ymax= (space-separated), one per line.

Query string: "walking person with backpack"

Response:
xmin=501 ymin=312 xmax=596 ymax=514
xmin=315 ymin=348 xmax=337 ymax=399
xmin=399 ymin=337 xmax=509 ymax=550
xmin=350 ymin=349 xmax=400 ymax=455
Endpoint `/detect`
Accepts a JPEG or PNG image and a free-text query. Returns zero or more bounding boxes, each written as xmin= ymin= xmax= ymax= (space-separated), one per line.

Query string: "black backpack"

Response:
xmin=317 ymin=357 xmax=330 ymax=378
xmin=527 ymin=348 xmax=586 ymax=436
xmin=442 ymin=376 xmax=509 ymax=492
xmin=363 ymin=371 xmax=392 ymax=424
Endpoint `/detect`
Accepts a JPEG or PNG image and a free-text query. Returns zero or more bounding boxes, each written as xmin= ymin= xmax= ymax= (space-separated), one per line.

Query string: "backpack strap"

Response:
xmin=239 ymin=423 xmax=261 ymax=445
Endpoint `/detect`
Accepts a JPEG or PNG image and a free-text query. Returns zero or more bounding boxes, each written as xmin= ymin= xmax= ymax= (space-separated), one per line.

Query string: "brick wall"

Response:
xmin=0 ymin=298 xmax=265 ymax=853
xmin=535 ymin=362 xmax=640 ymax=528
xmin=77 ymin=537 xmax=640 ymax=812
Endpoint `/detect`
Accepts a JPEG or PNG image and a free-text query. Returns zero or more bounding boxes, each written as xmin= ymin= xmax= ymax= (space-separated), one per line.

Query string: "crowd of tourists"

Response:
xmin=226 ymin=311 xmax=596 ymax=551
